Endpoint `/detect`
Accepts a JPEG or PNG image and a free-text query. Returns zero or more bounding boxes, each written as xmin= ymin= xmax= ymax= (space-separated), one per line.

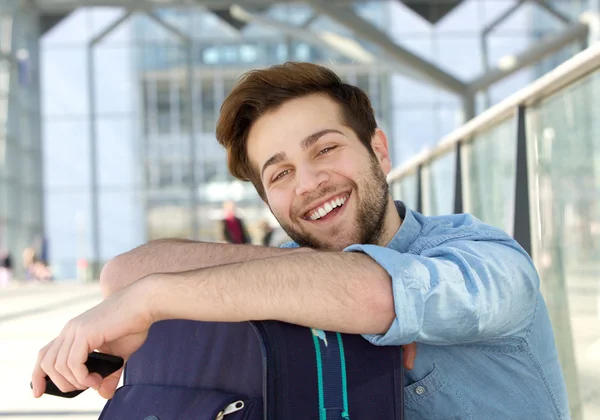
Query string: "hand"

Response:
xmin=402 ymin=342 xmax=417 ymax=370
xmin=31 ymin=283 xmax=154 ymax=399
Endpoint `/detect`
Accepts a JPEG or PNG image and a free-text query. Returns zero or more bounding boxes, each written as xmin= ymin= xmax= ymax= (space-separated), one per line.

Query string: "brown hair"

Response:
xmin=216 ymin=62 xmax=378 ymax=199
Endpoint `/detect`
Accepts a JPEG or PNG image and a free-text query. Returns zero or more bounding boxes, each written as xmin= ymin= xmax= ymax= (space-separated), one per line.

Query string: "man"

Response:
xmin=32 ymin=63 xmax=569 ymax=419
xmin=219 ymin=200 xmax=251 ymax=244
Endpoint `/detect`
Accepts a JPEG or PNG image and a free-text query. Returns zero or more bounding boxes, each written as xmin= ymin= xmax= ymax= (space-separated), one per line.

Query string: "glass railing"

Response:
xmin=388 ymin=42 xmax=600 ymax=420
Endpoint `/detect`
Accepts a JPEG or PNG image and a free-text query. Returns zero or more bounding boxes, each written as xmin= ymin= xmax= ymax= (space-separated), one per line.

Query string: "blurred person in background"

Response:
xmin=23 ymin=247 xmax=52 ymax=283
xmin=32 ymin=63 xmax=568 ymax=420
xmin=258 ymin=219 xmax=274 ymax=247
xmin=219 ymin=200 xmax=251 ymax=244
xmin=0 ymin=249 xmax=12 ymax=288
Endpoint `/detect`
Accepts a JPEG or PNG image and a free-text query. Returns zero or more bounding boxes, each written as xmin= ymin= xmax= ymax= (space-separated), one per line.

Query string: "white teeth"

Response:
xmin=308 ymin=195 xmax=348 ymax=220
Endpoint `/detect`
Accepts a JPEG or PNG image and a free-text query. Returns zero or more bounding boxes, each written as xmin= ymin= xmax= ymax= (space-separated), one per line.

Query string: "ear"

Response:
xmin=370 ymin=129 xmax=392 ymax=175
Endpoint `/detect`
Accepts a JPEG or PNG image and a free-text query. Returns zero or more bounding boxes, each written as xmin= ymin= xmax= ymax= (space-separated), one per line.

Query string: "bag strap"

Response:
xmin=311 ymin=329 xmax=350 ymax=420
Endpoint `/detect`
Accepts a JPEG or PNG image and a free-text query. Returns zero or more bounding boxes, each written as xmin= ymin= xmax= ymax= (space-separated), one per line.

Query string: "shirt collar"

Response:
xmin=384 ymin=201 xmax=421 ymax=253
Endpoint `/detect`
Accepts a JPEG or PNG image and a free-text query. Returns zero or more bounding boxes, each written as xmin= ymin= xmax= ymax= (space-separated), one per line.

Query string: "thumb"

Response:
xmin=98 ymin=367 xmax=123 ymax=400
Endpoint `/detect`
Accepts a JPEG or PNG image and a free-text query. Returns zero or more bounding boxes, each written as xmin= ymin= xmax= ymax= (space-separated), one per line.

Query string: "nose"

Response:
xmin=294 ymin=165 xmax=329 ymax=196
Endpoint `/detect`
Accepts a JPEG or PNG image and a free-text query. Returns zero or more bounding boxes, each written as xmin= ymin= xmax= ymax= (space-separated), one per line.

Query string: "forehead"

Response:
xmin=246 ymin=94 xmax=346 ymax=166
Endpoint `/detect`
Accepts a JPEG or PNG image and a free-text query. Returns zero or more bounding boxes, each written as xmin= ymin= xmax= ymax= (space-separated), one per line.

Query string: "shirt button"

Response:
xmin=415 ymin=386 xmax=426 ymax=395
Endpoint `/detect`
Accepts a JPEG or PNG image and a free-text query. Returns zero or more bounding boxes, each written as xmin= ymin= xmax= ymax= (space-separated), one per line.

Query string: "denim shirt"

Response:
xmin=283 ymin=201 xmax=569 ymax=419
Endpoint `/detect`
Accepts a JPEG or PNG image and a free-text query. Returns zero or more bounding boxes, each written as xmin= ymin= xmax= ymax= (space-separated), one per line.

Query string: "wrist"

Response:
xmin=131 ymin=274 xmax=169 ymax=324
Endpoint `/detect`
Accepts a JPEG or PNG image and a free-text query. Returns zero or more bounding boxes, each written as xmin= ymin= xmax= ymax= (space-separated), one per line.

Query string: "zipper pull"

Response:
xmin=215 ymin=400 xmax=245 ymax=420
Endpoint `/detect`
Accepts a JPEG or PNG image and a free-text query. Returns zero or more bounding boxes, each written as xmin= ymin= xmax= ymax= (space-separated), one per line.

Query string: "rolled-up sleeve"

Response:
xmin=344 ymin=239 xmax=540 ymax=346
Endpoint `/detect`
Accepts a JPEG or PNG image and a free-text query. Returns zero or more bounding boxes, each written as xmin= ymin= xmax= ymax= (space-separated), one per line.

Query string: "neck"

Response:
xmin=379 ymin=199 xmax=402 ymax=246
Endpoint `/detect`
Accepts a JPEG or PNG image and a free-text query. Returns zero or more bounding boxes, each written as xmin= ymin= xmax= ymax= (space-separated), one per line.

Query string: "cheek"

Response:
xmin=266 ymin=190 xmax=294 ymax=220
xmin=334 ymin=158 xmax=361 ymax=180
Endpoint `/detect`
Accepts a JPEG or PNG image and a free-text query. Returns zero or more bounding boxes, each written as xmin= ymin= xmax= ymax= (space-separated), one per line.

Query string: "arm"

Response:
xmin=350 ymin=238 xmax=540 ymax=346
xmin=100 ymin=239 xmax=311 ymax=297
xmin=30 ymin=249 xmax=412 ymax=400
xmin=147 ymin=250 xmax=395 ymax=334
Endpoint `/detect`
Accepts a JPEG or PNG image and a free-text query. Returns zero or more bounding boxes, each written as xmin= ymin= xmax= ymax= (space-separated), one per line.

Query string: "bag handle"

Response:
xmin=311 ymin=329 xmax=350 ymax=420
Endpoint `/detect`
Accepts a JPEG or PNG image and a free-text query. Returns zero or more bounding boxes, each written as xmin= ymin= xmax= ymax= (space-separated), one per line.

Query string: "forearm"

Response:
xmin=100 ymin=239 xmax=311 ymax=297
xmin=144 ymin=250 xmax=395 ymax=334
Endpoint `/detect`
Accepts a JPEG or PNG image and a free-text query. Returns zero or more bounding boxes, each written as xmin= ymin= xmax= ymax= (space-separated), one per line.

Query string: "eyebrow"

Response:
xmin=260 ymin=129 xmax=344 ymax=180
xmin=300 ymin=129 xmax=344 ymax=150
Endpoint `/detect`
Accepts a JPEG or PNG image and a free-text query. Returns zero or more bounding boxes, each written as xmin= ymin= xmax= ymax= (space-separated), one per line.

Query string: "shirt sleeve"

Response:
xmin=344 ymin=238 xmax=540 ymax=346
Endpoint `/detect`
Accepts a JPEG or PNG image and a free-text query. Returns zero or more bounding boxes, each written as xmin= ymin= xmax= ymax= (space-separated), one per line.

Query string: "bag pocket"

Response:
xmin=98 ymin=384 xmax=262 ymax=420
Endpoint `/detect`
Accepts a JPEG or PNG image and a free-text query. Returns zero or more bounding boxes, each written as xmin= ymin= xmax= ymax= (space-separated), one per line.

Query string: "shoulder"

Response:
xmin=407 ymin=210 xmax=515 ymax=253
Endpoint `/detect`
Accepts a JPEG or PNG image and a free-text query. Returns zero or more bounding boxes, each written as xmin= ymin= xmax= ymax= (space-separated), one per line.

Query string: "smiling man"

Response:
xmin=32 ymin=63 xmax=568 ymax=419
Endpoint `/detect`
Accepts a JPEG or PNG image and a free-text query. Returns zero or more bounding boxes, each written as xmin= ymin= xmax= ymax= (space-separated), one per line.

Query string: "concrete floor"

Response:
xmin=0 ymin=283 xmax=105 ymax=420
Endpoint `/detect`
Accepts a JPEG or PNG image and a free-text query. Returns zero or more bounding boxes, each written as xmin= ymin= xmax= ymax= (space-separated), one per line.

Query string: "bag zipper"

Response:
xmin=215 ymin=400 xmax=245 ymax=420
xmin=250 ymin=321 xmax=281 ymax=420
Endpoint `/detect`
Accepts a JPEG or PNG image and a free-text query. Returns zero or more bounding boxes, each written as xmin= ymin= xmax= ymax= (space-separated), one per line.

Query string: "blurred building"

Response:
xmin=0 ymin=1 xmax=44 ymax=279
xmin=0 ymin=0 xmax=593 ymax=278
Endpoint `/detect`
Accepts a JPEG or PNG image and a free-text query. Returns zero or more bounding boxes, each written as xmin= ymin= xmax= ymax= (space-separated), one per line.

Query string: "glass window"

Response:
xmin=156 ymin=81 xmax=171 ymax=134
xmin=44 ymin=191 xmax=92 ymax=279
xmin=94 ymin=45 xmax=135 ymax=115
xmin=200 ymin=78 xmax=216 ymax=132
xmin=203 ymin=47 xmax=219 ymax=64
xmin=96 ymin=117 xmax=137 ymax=188
xmin=463 ymin=116 xmax=516 ymax=233
xmin=239 ymin=44 xmax=257 ymax=62
xmin=99 ymin=190 xmax=145 ymax=260
xmin=41 ymin=46 xmax=89 ymax=117
xmin=390 ymin=171 xmax=418 ymax=210
xmin=294 ymin=43 xmax=310 ymax=61
xmin=22 ymin=185 xmax=42 ymax=225
xmin=221 ymin=46 xmax=237 ymax=63
xmin=526 ymin=70 xmax=600 ymax=419
xmin=423 ymin=151 xmax=456 ymax=216
xmin=392 ymin=106 xmax=436 ymax=165
xmin=0 ymin=179 xmax=6 ymax=220
xmin=147 ymin=198 xmax=192 ymax=240
xmin=223 ymin=76 xmax=237 ymax=98
xmin=43 ymin=119 xmax=90 ymax=189
xmin=356 ymin=74 xmax=369 ymax=94
xmin=275 ymin=44 xmax=288 ymax=62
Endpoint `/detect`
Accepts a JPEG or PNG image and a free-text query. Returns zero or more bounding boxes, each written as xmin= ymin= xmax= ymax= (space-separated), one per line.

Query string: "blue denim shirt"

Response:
xmin=283 ymin=201 xmax=569 ymax=419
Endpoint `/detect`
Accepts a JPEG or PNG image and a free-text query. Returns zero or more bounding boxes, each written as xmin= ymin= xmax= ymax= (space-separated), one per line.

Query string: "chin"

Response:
xmin=316 ymin=235 xmax=358 ymax=251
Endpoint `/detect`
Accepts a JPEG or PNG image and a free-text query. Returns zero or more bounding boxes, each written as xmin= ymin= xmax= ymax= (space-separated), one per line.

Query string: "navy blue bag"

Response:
xmin=99 ymin=319 xmax=404 ymax=419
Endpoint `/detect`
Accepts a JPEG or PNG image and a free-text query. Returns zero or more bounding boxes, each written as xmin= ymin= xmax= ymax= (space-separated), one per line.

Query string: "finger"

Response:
xmin=98 ymin=368 xmax=123 ymax=400
xmin=40 ymin=337 xmax=75 ymax=394
xmin=69 ymin=332 xmax=99 ymax=390
xmin=32 ymin=342 xmax=52 ymax=398
xmin=56 ymin=333 xmax=87 ymax=390
xmin=403 ymin=342 xmax=417 ymax=370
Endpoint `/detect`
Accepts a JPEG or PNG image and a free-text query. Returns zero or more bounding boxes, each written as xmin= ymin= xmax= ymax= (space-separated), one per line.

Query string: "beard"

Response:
xmin=272 ymin=156 xmax=390 ymax=250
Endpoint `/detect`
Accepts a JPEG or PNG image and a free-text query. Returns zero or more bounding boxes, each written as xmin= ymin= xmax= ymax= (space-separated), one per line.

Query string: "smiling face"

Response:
xmin=247 ymin=94 xmax=401 ymax=250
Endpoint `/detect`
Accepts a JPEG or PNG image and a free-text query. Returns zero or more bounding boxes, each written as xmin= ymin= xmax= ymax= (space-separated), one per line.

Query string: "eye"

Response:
xmin=273 ymin=169 xmax=291 ymax=182
xmin=318 ymin=146 xmax=337 ymax=155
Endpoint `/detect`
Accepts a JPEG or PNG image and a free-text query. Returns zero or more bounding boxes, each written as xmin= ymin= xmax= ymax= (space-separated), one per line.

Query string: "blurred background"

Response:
xmin=0 ymin=0 xmax=598 ymax=419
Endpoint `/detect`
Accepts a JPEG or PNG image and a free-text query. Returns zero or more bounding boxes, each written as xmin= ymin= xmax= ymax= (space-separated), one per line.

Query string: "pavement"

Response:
xmin=0 ymin=282 xmax=106 ymax=420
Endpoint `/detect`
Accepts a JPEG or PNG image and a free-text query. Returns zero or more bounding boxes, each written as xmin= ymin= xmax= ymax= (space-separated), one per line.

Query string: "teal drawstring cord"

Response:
xmin=312 ymin=333 xmax=326 ymax=420
xmin=336 ymin=333 xmax=350 ymax=420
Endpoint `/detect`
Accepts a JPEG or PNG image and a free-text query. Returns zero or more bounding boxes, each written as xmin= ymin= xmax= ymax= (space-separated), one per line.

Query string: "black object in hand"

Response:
xmin=31 ymin=352 xmax=124 ymax=398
